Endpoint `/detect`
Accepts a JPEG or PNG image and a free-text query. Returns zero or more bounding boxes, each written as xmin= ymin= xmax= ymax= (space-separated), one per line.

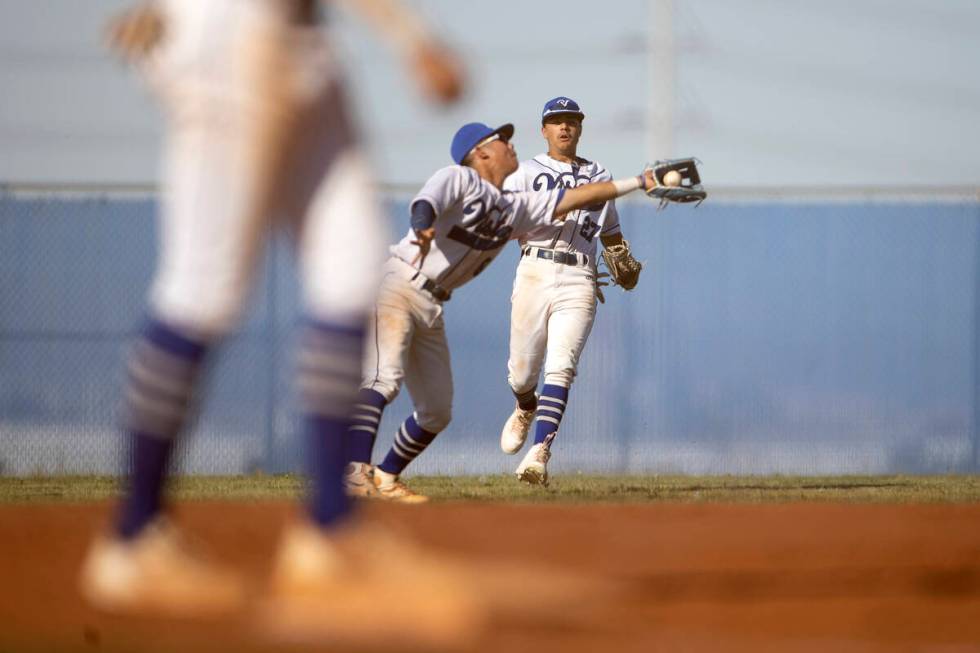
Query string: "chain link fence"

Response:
xmin=1 ymin=188 xmax=978 ymax=476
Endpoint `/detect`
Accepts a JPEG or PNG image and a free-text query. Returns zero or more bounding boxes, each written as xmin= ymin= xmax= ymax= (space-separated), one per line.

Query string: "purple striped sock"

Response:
xmin=116 ymin=317 xmax=209 ymax=539
xmin=378 ymin=414 xmax=438 ymax=476
xmin=533 ymin=384 xmax=569 ymax=446
xmin=347 ymin=388 xmax=387 ymax=465
xmin=298 ymin=319 xmax=365 ymax=527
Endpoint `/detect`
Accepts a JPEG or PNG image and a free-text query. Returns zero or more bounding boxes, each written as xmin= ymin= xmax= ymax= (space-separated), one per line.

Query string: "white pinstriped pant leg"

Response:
xmin=361 ymin=274 xmax=415 ymax=403
xmin=507 ymin=257 xmax=598 ymax=393
xmin=542 ymin=268 xmax=597 ymax=388
xmin=507 ymin=258 xmax=552 ymax=395
xmin=403 ymin=314 xmax=453 ymax=433
xmin=361 ymin=273 xmax=451 ymax=432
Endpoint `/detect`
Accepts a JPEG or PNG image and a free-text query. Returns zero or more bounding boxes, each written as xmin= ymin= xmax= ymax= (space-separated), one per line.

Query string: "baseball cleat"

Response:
xmin=515 ymin=442 xmax=551 ymax=486
xmin=261 ymin=519 xmax=483 ymax=648
xmin=78 ymin=518 xmax=245 ymax=616
xmin=372 ymin=467 xmax=430 ymax=504
xmin=343 ymin=462 xmax=381 ymax=499
xmin=500 ymin=402 xmax=535 ymax=454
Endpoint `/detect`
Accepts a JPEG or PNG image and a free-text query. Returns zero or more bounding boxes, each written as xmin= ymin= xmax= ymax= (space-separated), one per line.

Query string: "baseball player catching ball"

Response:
xmin=501 ymin=97 xmax=644 ymax=485
xmin=78 ymin=0 xmax=483 ymax=646
xmin=344 ymin=121 xmax=658 ymax=502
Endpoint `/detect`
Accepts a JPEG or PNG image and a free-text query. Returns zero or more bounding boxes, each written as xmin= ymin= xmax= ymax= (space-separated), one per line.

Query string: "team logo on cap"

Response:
xmin=541 ymin=97 xmax=584 ymax=121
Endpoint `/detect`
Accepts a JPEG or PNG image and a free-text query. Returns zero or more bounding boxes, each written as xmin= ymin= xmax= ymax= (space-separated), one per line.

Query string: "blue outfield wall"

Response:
xmin=1 ymin=193 xmax=978 ymax=476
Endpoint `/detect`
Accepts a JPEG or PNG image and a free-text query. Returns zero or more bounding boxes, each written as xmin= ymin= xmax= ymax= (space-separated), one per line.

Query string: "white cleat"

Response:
xmin=373 ymin=467 xmax=430 ymax=504
xmin=500 ymin=403 xmax=535 ymax=454
xmin=262 ymin=519 xmax=483 ymax=649
xmin=515 ymin=442 xmax=551 ymax=486
xmin=78 ymin=518 xmax=245 ymax=617
xmin=343 ymin=462 xmax=381 ymax=499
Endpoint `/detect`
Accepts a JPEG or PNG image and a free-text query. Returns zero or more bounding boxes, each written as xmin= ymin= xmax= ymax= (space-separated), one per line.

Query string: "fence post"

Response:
xmin=263 ymin=232 xmax=279 ymax=473
xmin=973 ymin=198 xmax=980 ymax=472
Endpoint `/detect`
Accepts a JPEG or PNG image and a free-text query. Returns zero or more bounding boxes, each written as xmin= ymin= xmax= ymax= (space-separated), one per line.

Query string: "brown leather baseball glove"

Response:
xmin=601 ymin=240 xmax=642 ymax=291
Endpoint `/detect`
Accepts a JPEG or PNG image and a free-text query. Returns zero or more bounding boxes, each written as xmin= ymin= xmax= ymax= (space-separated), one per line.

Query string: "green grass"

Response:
xmin=1 ymin=474 xmax=979 ymax=504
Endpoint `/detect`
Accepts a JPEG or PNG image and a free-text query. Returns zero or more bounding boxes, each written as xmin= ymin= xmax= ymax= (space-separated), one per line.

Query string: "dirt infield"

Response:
xmin=2 ymin=501 xmax=979 ymax=652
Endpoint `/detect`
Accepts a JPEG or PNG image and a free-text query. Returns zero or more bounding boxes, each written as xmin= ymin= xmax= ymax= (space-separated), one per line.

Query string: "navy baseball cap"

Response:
xmin=450 ymin=122 xmax=514 ymax=165
xmin=541 ymin=96 xmax=585 ymax=122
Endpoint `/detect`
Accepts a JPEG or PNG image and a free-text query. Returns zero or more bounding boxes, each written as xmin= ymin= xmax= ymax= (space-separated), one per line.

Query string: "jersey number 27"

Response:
xmin=579 ymin=215 xmax=600 ymax=242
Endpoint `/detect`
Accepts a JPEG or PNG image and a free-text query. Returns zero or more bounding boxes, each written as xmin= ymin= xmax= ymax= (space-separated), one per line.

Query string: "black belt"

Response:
xmin=419 ymin=276 xmax=452 ymax=302
xmin=522 ymin=247 xmax=588 ymax=267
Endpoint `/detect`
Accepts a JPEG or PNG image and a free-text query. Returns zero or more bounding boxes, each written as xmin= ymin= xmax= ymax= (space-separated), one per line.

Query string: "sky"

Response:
xmin=1 ymin=0 xmax=979 ymax=188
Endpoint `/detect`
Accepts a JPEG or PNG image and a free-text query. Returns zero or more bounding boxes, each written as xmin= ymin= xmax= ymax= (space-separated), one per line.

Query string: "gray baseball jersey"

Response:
xmin=503 ymin=154 xmax=621 ymax=257
xmin=390 ymin=165 xmax=564 ymax=291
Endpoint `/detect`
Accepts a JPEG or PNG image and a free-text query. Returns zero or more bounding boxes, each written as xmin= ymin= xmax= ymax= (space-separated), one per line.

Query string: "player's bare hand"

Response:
xmin=641 ymin=168 xmax=657 ymax=192
xmin=410 ymin=227 xmax=436 ymax=267
xmin=106 ymin=3 xmax=165 ymax=62
xmin=411 ymin=41 xmax=465 ymax=105
xmin=595 ymin=272 xmax=610 ymax=304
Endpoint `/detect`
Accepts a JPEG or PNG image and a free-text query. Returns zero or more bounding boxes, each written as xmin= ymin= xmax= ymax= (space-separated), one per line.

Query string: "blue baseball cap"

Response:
xmin=541 ymin=96 xmax=585 ymax=122
xmin=450 ymin=122 xmax=514 ymax=165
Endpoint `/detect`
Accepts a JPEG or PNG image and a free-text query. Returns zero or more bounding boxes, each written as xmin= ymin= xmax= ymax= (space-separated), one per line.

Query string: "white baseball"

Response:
xmin=663 ymin=170 xmax=682 ymax=187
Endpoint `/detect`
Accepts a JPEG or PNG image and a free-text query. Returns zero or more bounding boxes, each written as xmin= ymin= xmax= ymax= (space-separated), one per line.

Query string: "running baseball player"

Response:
xmin=79 ymin=0 xmax=479 ymax=645
xmin=500 ymin=97 xmax=644 ymax=485
xmin=344 ymin=120 xmax=657 ymax=503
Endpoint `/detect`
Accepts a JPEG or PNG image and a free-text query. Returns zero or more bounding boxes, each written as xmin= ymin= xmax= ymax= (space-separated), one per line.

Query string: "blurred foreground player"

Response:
xmin=78 ymin=0 xmax=477 ymax=646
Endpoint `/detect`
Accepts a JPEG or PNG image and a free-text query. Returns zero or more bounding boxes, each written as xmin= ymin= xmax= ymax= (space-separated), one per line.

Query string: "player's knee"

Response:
xmin=150 ymin=286 xmax=247 ymax=337
xmin=507 ymin=363 xmax=538 ymax=395
xmin=416 ymin=404 xmax=451 ymax=433
xmin=302 ymin=232 xmax=384 ymax=323
xmin=363 ymin=380 xmax=400 ymax=404
xmin=543 ymin=369 xmax=575 ymax=388
xmin=304 ymin=283 xmax=379 ymax=329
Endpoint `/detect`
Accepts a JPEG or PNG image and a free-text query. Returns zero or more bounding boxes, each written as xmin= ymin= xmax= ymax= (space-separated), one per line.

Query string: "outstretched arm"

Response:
xmin=332 ymin=0 xmax=465 ymax=104
xmin=554 ymin=169 xmax=656 ymax=219
xmin=105 ymin=2 xmax=164 ymax=61
xmin=107 ymin=0 xmax=466 ymax=105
